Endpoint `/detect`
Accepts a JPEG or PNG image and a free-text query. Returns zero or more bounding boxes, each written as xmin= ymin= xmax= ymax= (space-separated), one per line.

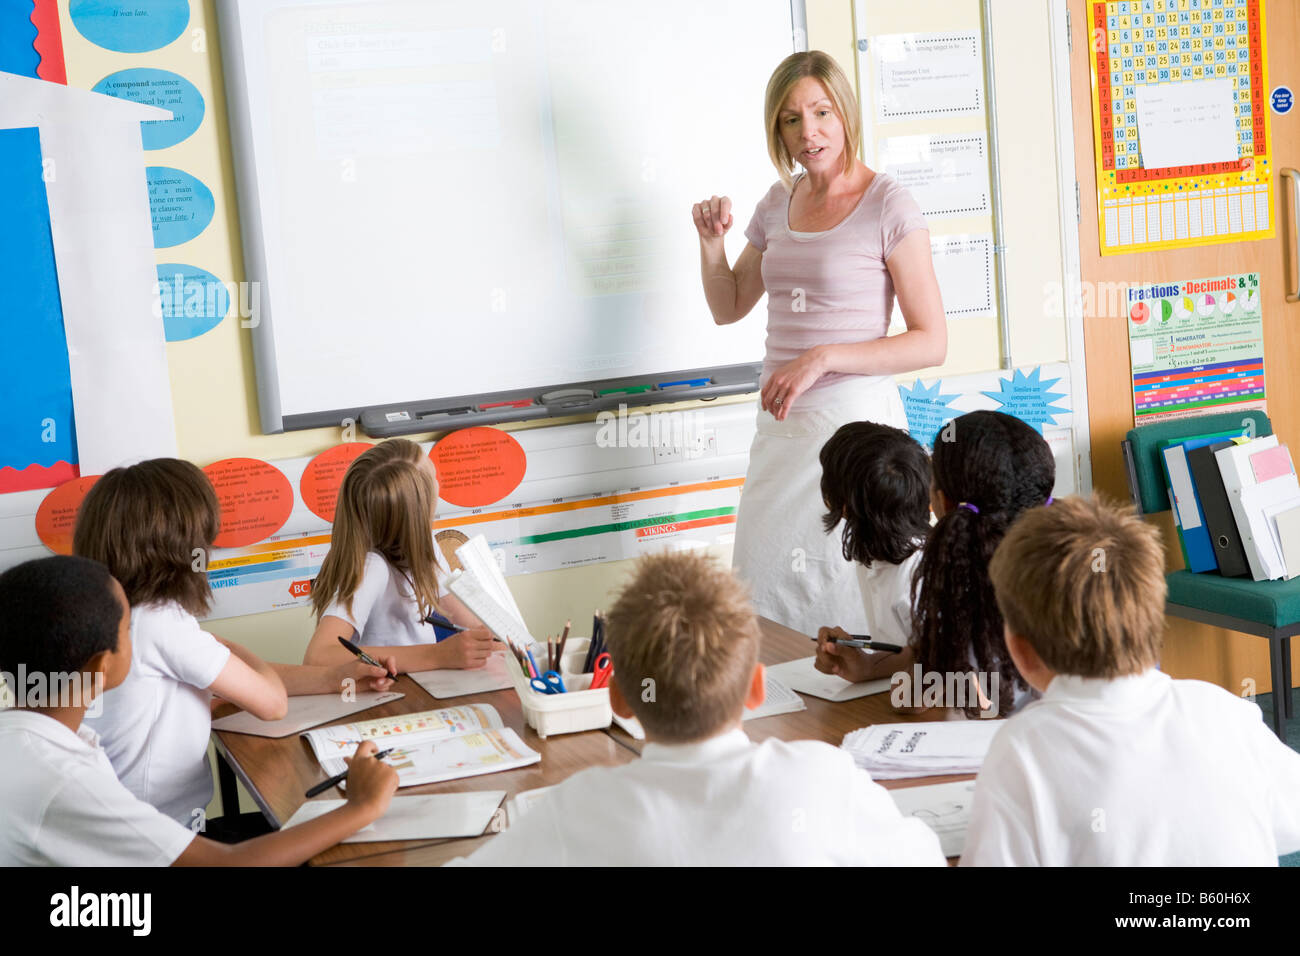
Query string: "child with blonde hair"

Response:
xmin=303 ymin=439 xmax=494 ymax=672
xmin=964 ymin=495 xmax=1300 ymax=865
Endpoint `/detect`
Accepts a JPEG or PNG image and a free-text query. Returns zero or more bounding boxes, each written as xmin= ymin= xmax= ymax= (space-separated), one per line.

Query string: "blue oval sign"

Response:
xmin=1272 ymin=86 xmax=1293 ymax=115
xmin=156 ymin=264 xmax=230 ymax=341
xmin=69 ymin=0 xmax=189 ymax=54
xmin=92 ymin=68 xmax=205 ymax=150
xmin=145 ymin=167 xmax=214 ymax=248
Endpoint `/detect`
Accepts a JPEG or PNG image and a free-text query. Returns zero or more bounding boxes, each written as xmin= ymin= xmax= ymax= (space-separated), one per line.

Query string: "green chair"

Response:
xmin=1122 ymin=409 xmax=1296 ymax=741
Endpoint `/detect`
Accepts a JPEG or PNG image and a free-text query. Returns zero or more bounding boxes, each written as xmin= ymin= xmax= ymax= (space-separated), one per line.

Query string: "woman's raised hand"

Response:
xmin=692 ymin=195 xmax=733 ymax=241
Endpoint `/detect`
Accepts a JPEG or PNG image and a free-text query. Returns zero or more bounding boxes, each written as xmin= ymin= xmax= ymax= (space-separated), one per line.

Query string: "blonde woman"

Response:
xmin=304 ymin=439 xmax=495 ymax=673
xmin=693 ymin=51 xmax=946 ymax=632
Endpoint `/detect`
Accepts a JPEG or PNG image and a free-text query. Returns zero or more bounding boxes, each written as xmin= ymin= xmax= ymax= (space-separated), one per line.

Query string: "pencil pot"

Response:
xmin=504 ymin=638 xmax=612 ymax=738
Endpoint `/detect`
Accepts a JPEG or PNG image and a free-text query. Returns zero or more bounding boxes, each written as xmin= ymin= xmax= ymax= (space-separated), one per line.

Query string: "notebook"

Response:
xmin=211 ymin=690 xmax=405 ymax=738
xmin=765 ymin=656 xmax=893 ymax=702
xmin=283 ymin=791 xmax=507 ymax=841
xmin=301 ymin=703 xmax=539 ymax=789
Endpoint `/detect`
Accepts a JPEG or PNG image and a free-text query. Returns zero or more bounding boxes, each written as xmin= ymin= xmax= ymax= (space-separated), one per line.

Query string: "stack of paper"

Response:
xmin=1216 ymin=438 xmax=1300 ymax=581
xmin=840 ymin=720 xmax=1002 ymax=779
xmin=211 ymin=690 xmax=405 ymax=738
xmin=447 ymin=536 xmax=534 ymax=652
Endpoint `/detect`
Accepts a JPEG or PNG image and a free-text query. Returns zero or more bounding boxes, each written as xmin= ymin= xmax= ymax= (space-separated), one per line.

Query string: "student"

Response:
xmin=452 ymin=550 xmax=946 ymax=865
xmin=0 ymin=555 xmax=398 ymax=866
xmin=303 ymin=439 xmax=495 ymax=673
xmin=821 ymin=410 xmax=1052 ymax=716
xmin=813 ymin=421 xmax=930 ymax=669
xmin=74 ymin=457 xmax=396 ymax=828
xmin=963 ymin=495 xmax=1300 ymax=866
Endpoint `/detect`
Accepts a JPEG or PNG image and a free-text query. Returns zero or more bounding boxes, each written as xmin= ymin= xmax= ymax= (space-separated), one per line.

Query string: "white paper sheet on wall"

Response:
xmin=890 ymin=233 xmax=993 ymax=323
xmin=1134 ymin=78 xmax=1239 ymax=170
xmin=878 ymin=134 xmax=991 ymax=219
xmin=0 ymin=73 xmax=177 ymax=473
xmin=870 ymin=32 xmax=984 ymax=122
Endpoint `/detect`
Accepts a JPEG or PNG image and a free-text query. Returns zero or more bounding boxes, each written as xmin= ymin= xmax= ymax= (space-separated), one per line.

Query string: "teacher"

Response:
xmin=692 ymin=51 xmax=946 ymax=633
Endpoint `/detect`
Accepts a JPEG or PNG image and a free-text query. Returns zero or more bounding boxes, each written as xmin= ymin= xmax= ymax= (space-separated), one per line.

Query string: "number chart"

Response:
xmin=1087 ymin=0 xmax=1273 ymax=255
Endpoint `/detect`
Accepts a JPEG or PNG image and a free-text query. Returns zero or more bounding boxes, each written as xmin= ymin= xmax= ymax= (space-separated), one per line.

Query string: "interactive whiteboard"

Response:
xmin=217 ymin=0 xmax=805 ymax=432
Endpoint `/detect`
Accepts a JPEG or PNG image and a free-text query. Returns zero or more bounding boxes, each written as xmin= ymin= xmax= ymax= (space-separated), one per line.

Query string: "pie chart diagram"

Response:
xmin=1161 ymin=298 xmax=1174 ymax=323
xmin=1173 ymin=295 xmax=1194 ymax=320
xmin=1220 ymin=291 xmax=1237 ymax=316
xmin=1130 ymin=300 xmax=1150 ymax=324
xmin=1244 ymin=288 xmax=1260 ymax=312
xmin=1196 ymin=294 xmax=1217 ymax=318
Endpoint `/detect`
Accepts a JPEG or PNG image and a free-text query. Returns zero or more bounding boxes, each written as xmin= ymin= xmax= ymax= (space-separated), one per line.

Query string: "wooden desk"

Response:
xmin=214 ymin=616 xmax=979 ymax=865
xmin=212 ymin=675 xmax=637 ymax=866
xmin=610 ymin=616 xmax=980 ymax=766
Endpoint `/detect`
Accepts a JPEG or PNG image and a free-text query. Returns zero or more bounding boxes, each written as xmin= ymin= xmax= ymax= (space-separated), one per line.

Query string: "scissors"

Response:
xmin=530 ymin=670 xmax=567 ymax=695
xmin=589 ymin=653 xmax=613 ymax=690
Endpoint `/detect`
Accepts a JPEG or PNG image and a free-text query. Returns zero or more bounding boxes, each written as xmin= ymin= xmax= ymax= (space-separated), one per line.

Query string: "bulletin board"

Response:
xmin=1086 ymin=0 xmax=1274 ymax=255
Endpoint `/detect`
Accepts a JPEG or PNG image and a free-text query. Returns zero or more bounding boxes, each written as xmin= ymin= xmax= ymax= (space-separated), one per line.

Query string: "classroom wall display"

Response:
xmin=91 ymin=68 xmax=205 ymax=150
xmin=868 ymin=32 xmax=985 ymax=120
xmin=898 ymin=362 xmax=1078 ymax=496
xmin=1126 ymin=272 xmax=1265 ymax=423
xmin=1086 ymin=0 xmax=1273 ymax=255
xmin=68 ymin=0 xmax=191 ymax=54
xmin=877 ymin=134 xmax=991 ymax=219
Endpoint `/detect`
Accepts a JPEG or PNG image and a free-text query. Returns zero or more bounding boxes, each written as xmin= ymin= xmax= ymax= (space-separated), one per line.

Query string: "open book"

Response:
xmin=302 ymin=703 xmax=539 ymax=788
xmin=446 ymin=536 xmax=535 ymax=653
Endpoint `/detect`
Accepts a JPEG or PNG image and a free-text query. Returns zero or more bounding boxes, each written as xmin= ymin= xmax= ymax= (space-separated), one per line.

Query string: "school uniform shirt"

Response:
xmin=855 ymin=545 xmax=922 ymax=647
xmin=961 ymin=669 xmax=1300 ymax=866
xmin=321 ymin=548 xmax=452 ymax=646
xmin=84 ymin=601 xmax=231 ymax=825
xmin=451 ymin=728 xmax=947 ymax=866
xmin=0 ymin=710 xmax=195 ymax=866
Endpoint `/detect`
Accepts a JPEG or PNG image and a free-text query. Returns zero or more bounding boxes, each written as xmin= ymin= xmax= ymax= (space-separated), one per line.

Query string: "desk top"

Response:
xmin=213 ymin=674 xmax=637 ymax=866
xmin=214 ymin=616 xmax=978 ymax=866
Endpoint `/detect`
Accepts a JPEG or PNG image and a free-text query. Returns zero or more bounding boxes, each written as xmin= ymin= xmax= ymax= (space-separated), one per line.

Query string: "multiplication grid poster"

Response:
xmin=1087 ymin=0 xmax=1273 ymax=255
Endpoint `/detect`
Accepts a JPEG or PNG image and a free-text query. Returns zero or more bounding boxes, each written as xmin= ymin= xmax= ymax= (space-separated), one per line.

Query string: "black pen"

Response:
xmin=811 ymin=635 xmax=904 ymax=654
xmin=305 ymin=748 xmax=394 ymax=798
xmin=337 ymin=633 xmax=398 ymax=680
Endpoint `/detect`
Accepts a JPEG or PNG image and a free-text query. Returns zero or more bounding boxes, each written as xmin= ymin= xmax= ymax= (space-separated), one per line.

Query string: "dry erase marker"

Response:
xmin=480 ymin=399 xmax=534 ymax=410
xmin=812 ymin=635 xmax=904 ymax=653
xmin=304 ymin=748 xmax=394 ymax=798
xmin=338 ymin=633 xmax=398 ymax=680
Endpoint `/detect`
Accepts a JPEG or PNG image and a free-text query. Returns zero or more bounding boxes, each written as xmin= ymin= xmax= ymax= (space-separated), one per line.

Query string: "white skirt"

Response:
xmin=731 ymin=376 xmax=907 ymax=635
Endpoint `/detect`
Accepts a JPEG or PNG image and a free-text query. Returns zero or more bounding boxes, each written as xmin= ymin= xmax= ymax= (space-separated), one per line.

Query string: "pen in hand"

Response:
xmin=305 ymin=747 xmax=395 ymax=798
xmin=812 ymin=635 xmax=904 ymax=654
xmin=338 ymin=633 xmax=398 ymax=680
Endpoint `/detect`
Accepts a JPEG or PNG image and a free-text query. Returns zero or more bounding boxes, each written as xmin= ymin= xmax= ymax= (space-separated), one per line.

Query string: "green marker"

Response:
xmin=599 ymin=385 xmax=652 ymax=396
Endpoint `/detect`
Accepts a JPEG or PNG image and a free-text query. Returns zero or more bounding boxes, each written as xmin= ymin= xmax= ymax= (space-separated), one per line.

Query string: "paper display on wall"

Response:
xmin=1126 ymin=272 xmax=1265 ymax=424
xmin=869 ymin=32 xmax=984 ymax=122
xmin=877 ymin=134 xmax=990 ymax=219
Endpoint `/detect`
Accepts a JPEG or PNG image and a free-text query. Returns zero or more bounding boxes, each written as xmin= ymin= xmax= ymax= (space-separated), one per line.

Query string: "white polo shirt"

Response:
xmin=855 ymin=546 xmax=921 ymax=648
xmin=0 ymin=710 xmax=195 ymax=866
xmin=452 ymin=728 xmax=947 ymax=866
xmin=322 ymin=549 xmax=452 ymax=647
xmin=84 ymin=601 xmax=230 ymax=825
xmin=962 ymin=669 xmax=1300 ymax=866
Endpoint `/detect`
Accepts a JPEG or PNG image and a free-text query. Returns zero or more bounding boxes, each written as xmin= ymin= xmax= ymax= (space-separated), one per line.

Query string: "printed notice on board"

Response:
xmin=871 ymin=32 xmax=983 ymax=121
xmin=1127 ymin=273 xmax=1265 ymax=424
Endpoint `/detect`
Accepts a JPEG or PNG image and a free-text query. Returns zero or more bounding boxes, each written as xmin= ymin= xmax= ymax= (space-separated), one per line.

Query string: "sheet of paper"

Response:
xmin=612 ymin=712 xmax=646 ymax=740
xmin=0 ymin=73 xmax=178 ymax=472
xmin=1239 ymin=475 xmax=1300 ymax=580
xmin=409 ymin=651 xmax=513 ymax=699
xmin=871 ymin=32 xmax=984 ymax=121
xmin=1251 ymin=445 xmax=1294 ymax=484
xmin=505 ymin=785 xmax=557 ymax=827
xmin=888 ymin=780 xmax=977 ymax=858
xmin=1273 ymin=506 xmax=1300 ymax=581
xmin=1135 ymin=78 xmax=1239 ymax=170
xmin=1263 ymin=496 xmax=1300 ymax=581
xmin=211 ymin=690 xmax=404 ymax=738
xmin=841 ymin=720 xmax=1001 ymax=778
xmin=742 ymin=675 xmax=806 ymax=721
xmin=765 ymin=656 xmax=892 ymax=703
xmin=283 ymin=791 xmax=506 ymax=841
xmin=878 ymin=134 xmax=990 ymax=219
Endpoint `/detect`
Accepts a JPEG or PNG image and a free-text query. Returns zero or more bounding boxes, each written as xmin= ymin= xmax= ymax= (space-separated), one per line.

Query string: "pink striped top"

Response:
xmin=744 ymin=172 xmax=928 ymax=404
